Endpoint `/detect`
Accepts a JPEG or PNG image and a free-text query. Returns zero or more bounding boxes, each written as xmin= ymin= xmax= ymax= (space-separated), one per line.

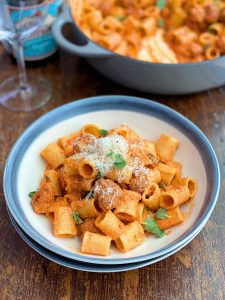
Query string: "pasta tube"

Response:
xmin=205 ymin=46 xmax=220 ymax=60
xmin=95 ymin=210 xmax=124 ymax=240
xmin=172 ymin=177 xmax=197 ymax=197
xmin=46 ymin=197 xmax=69 ymax=222
xmin=45 ymin=169 xmax=62 ymax=196
xmin=136 ymin=203 xmax=147 ymax=223
xmin=109 ymin=125 xmax=132 ymax=139
xmin=156 ymin=207 xmax=184 ymax=230
xmin=167 ymin=161 xmax=182 ymax=178
xmin=78 ymin=159 xmax=98 ymax=178
xmin=114 ymin=190 xmax=140 ymax=222
xmin=115 ymin=221 xmax=145 ymax=252
xmin=149 ymin=167 xmax=161 ymax=183
xmin=157 ymin=163 xmax=177 ymax=185
xmin=142 ymin=183 xmax=160 ymax=210
xmin=159 ymin=186 xmax=190 ymax=210
xmin=77 ymin=198 xmax=100 ymax=219
xmin=81 ymin=124 xmax=101 ymax=137
xmin=40 ymin=142 xmax=66 ymax=168
xmin=155 ymin=134 xmax=180 ymax=163
xmin=79 ymin=177 xmax=95 ymax=191
xmin=81 ymin=232 xmax=112 ymax=256
xmin=53 ymin=207 xmax=77 ymax=237
xmin=58 ymin=131 xmax=81 ymax=156
xmin=64 ymin=158 xmax=79 ymax=176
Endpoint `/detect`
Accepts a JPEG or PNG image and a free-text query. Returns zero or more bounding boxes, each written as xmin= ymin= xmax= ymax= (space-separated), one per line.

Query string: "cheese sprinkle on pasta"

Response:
xmin=72 ymin=134 xmax=128 ymax=179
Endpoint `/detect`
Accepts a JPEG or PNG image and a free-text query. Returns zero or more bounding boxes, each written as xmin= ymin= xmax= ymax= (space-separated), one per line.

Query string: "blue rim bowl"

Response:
xmin=3 ymin=95 xmax=220 ymax=265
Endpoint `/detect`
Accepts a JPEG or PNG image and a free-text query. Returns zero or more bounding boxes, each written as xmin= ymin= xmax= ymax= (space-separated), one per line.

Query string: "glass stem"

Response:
xmin=15 ymin=38 xmax=28 ymax=90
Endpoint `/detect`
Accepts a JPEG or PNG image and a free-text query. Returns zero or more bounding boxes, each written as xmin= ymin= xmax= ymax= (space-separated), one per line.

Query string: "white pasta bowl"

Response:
xmin=3 ymin=95 xmax=220 ymax=265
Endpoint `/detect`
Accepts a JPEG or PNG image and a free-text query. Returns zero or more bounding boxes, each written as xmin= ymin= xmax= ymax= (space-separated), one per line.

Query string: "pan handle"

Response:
xmin=52 ymin=9 xmax=112 ymax=58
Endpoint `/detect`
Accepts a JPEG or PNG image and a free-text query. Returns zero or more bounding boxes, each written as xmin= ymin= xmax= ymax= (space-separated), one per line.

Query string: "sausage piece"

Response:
xmin=32 ymin=182 xmax=55 ymax=214
xmin=189 ymin=5 xmax=206 ymax=23
xmin=94 ymin=179 xmax=122 ymax=211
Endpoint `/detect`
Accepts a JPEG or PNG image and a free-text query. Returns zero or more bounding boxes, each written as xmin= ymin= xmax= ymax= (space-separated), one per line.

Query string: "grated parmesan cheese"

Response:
xmin=97 ymin=134 xmax=128 ymax=156
xmin=72 ymin=134 xmax=129 ymax=179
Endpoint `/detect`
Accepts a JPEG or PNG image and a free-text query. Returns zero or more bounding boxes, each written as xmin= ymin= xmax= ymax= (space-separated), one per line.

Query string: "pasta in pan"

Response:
xmin=30 ymin=124 xmax=197 ymax=256
xmin=70 ymin=0 xmax=225 ymax=63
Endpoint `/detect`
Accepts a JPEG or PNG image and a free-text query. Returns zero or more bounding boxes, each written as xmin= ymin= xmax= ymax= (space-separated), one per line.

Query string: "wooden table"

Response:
xmin=0 ymin=39 xmax=224 ymax=300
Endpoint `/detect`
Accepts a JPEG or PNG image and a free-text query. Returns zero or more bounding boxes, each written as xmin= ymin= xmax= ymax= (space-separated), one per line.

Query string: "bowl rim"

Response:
xmin=68 ymin=9 xmax=225 ymax=67
xmin=3 ymin=95 xmax=220 ymax=265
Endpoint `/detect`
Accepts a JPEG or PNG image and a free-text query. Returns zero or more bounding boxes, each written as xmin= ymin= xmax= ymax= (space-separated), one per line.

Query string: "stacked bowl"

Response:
xmin=4 ymin=95 xmax=220 ymax=272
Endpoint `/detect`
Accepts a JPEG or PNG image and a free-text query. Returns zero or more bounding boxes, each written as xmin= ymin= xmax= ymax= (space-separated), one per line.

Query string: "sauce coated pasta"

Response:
xmin=70 ymin=0 xmax=225 ymax=63
xmin=30 ymin=124 xmax=197 ymax=256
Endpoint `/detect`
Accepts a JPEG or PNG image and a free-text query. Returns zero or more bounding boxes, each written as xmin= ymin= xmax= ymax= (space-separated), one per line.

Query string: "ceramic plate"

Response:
xmin=8 ymin=210 xmax=205 ymax=273
xmin=3 ymin=95 xmax=220 ymax=264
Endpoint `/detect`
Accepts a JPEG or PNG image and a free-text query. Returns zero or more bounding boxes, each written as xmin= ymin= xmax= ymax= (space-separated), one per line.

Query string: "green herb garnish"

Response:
xmin=99 ymin=129 xmax=108 ymax=137
xmin=28 ymin=191 xmax=36 ymax=198
xmin=116 ymin=16 xmax=126 ymax=22
xmin=73 ymin=211 xmax=83 ymax=225
xmin=107 ymin=151 xmax=127 ymax=169
xmin=156 ymin=208 xmax=169 ymax=220
xmin=113 ymin=154 xmax=127 ymax=169
xmin=141 ymin=216 xmax=164 ymax=238
xmin=107 ymin=150 xmax=114 ymax=157
xmin=156 ymin=0 xmax=167 ymax=10
xmin=98 ymin=170 xmax=104 ymax=178
xmin=208 ymin=27 xmax=217 ymax=35
xmin=157 ymin=18 xmax=164 ymax=28
xmin=158 ymin=181 xmax=167 ymax=191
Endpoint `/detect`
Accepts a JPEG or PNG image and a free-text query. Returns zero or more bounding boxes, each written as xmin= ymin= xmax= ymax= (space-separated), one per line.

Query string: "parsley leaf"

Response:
xmin=99 ymin=129 xmax=108 ymax=137
xmin=28 ymin=191 xmax=36 ymax=198
xmin=156 ymin=0 xmax=167 ymax=10
xmin=141 ymin=216 xmax=164 ymax=238
xmin=107 ymin=151 xmax=127 ymax=169
xmin=158 ymin=181 xmax=167 ymax=191
xmin=73 ymin=211 xmax=83 ymax=225
xmin=116 ymin=15 xmax=126 ymax=22
xmin=156 ymin=208 xmax=169 ymax=220
xmin=208 ymin=27 xmax=217 ymax=35
xmin=107 ymin=150 xmax=114 ymax=157
xmin=157 ymin=18 xmax=164 ymax=28
xmin=98 ymin=170 xmax=104 ymax=178
xmin=113 ymin=155 xmax=127 ymax=169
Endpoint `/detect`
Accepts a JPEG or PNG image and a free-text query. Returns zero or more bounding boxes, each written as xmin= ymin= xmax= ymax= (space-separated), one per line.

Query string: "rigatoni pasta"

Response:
xmin=81 ymin=232 xmax=112 ymax=256
xmin=159 ymin=186 xmax=190 ymax=210
xmin=156 ymin=207 xmax=184 ymax=230
xmin=95 ymin=210 xmax=124 ymax=240
xmin=70 ymin=0 xmax=225 ymax=63
xmin=115 ymin=221 xmax=145 ymax=252
xmin=53 ymin=207 xmax=78 ymax=237
xmin=142 ymin=182 xmax=160 ymax=211
xmin=40 ymin=142 xmax=66 ymax=168
xmin=30 ymin=123 xmax=197 ymax=256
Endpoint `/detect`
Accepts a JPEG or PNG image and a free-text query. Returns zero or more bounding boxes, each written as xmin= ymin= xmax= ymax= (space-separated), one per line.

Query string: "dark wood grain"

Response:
xmin=0 ymin=33 xmax=224 ymax=300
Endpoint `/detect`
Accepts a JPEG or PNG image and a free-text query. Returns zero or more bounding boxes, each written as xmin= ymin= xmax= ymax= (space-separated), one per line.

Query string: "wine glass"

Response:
xmin=0 ymin=0 xmax=52 ymax=112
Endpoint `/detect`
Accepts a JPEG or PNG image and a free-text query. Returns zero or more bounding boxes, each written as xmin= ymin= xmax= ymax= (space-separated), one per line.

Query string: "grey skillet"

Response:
xmin=52 ymin=8 xmax=225 ymax=95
